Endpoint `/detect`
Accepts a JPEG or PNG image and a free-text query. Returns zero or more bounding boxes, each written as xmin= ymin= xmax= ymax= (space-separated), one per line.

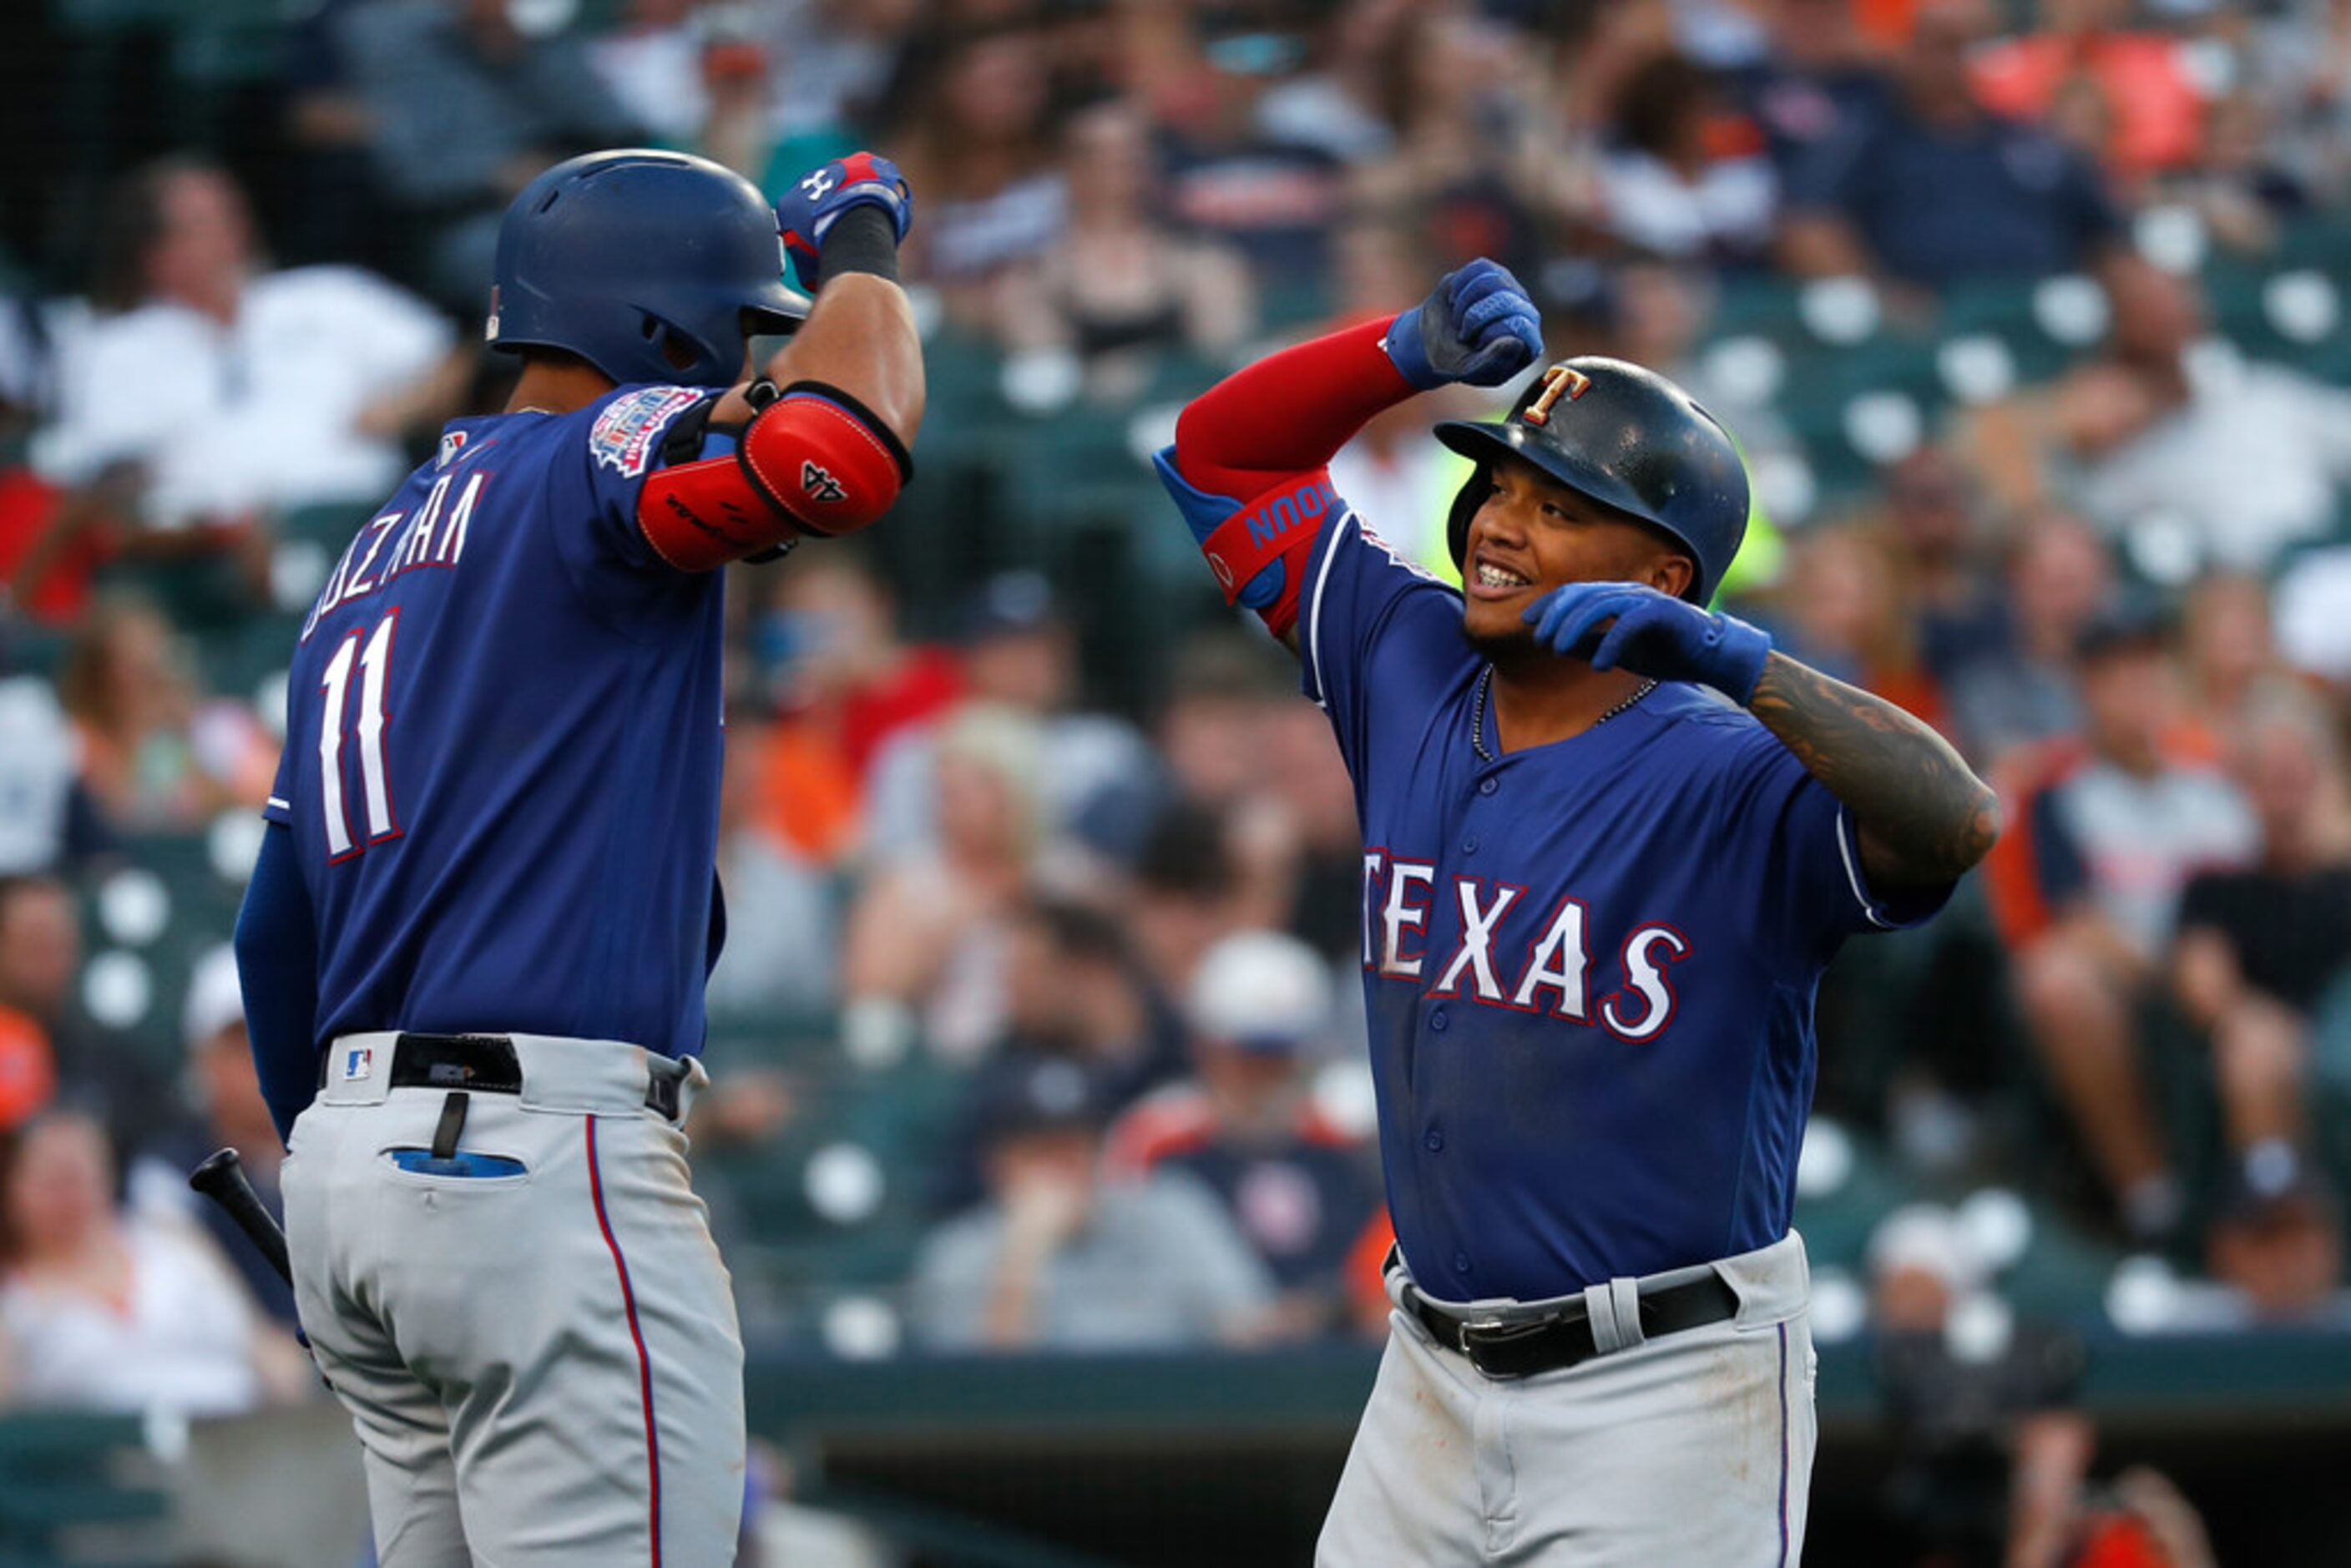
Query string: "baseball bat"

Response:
xmin=189 ymin=1147 xmax=291 ymax=1287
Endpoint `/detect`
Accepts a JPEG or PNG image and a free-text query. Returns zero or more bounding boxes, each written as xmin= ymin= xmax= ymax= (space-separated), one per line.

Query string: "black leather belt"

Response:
xmin=320 ymin=1032 xmax=686 ymax=1121
xmin=1401 ymin=1266 xmax=1741 ymax=1380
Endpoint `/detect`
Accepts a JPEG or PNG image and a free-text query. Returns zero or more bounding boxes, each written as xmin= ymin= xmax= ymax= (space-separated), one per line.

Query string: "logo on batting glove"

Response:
xmin=776 ymin=150 xmax=913 ymax=290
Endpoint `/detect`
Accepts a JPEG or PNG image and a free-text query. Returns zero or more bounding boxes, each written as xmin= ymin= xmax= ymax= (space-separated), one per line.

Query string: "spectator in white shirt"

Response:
xmin=1596 ymin=52 xmax=1777 ymax=265
xmin=33 ymin=159 xmax=464 ymax=532
xmin=0 ymin=1110 xmax=310 ymax=1416
xmin=2000 ymin=260 xmax=2351 ymax=574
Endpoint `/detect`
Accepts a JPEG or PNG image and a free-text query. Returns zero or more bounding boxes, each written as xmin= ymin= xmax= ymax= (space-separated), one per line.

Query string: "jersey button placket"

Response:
xmin=1478 ymin=776 xmax=1499 ymax=797
xmin=1424 ymin=1127 xmax=1443 ymax=1152
xmin=1428 ymin=1009 xmax=1449 ymax=1032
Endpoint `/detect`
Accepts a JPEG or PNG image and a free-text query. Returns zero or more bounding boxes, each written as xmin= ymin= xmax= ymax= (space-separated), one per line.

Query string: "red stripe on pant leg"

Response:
xmin=587 ymin=1116 xmax=662 ymax=1565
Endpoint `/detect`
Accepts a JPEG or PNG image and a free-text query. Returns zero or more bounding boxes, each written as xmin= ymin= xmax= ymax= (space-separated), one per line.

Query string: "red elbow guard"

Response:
xmin=739 ymin=382 xmax=912 ymax=539
xmin=635 ymin=382 xmax=912 ymax=572
xmin=1199 ymin=470 xmax=1337 ymax=641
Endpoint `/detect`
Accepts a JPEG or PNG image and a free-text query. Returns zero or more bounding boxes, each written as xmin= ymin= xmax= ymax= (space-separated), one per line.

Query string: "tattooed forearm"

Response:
xmin=1747 ymin=652 xmax=2000 ymax=888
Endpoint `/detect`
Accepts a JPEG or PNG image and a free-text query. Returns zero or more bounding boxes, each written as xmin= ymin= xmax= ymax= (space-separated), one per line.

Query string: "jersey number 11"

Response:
xmin=316 ymin=612 xmax=401 ymax=861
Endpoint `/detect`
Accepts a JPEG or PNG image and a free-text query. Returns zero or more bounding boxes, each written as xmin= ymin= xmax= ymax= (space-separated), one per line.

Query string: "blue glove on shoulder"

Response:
xmin=1524 ymin=582 xmax=1773 ymax=705
xmin=1384 ymin=259 xmax=1545 ymax=391
xmin=778 ymin=151 xmax=913 ymax=290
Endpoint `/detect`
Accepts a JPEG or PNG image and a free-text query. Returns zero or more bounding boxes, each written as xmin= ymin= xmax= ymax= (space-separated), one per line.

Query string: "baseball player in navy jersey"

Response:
xmin=230 ymin=148 xmax=922 ymax=1564
xmin=1155 ymin=260 xmax=2000 ymax=1564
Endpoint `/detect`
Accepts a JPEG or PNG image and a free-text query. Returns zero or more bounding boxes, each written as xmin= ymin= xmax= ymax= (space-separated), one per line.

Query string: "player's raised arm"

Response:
xmin=734 ymin=154 xmax=923 ymax=448
xmin=1520 ymin=584 xmax=2001 ymax=888
xmin=628 ymin=153 xmax=924 ymax=572
xmin=1155 ymin=260 xmax=1542 ymax=646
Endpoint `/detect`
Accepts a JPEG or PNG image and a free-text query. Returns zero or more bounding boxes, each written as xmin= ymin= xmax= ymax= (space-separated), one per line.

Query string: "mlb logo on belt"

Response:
xmin=343 ymin=1046 xmax=374 ymax=1082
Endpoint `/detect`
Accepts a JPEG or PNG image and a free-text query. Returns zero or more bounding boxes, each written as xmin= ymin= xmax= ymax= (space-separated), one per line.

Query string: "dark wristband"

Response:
xmin=819 ymin=205 xmax=900 ymax=284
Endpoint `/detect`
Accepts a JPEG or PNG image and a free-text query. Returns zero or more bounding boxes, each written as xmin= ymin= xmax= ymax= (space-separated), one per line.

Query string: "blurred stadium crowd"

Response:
xmin=0 ymin=0 xmax=2349 ymax=1554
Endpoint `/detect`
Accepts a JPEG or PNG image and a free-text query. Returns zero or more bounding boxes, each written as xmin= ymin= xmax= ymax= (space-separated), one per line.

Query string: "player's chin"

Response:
xmin=1462 ymin=601 xmax=1540 ymax=658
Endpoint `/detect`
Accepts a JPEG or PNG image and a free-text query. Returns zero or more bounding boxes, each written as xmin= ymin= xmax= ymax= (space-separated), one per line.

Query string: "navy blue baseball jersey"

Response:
xmin=266 ymin=384 xmax=739 ymax=1060
xmin=1161 ymin=459 xmax=1947 ymax=1303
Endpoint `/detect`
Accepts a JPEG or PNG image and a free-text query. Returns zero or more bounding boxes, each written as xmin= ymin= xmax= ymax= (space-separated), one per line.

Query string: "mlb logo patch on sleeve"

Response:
xmin=589 ymin=387 xmax=706 ymax=478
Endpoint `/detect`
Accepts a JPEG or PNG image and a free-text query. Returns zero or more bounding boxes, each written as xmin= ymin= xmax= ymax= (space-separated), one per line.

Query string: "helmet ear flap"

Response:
xmin=1446 ymin=464 xmax=1487 ymax=571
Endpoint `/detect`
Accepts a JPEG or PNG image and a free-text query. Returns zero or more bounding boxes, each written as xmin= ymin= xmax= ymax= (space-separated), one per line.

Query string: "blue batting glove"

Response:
xmin=1383 ymin=259 xmax=1545 ymax=391
xmin=777 ymin=151 xmax=913 ymax=290
xmin=1524 ymin=582 xmax=1773 ymax=704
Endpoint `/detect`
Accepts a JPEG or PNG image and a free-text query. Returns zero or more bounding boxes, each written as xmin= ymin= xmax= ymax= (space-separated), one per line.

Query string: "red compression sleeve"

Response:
xmin=1172 ymin=316 xmax=1417 ymax=497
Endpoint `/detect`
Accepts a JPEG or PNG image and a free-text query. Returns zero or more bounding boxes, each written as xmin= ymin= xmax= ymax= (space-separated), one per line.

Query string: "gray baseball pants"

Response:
xmin=1317 ymin=1231 xmax=1816 ymax=1566
xmin=283 ymin=1033 xmax=746 ymax=1566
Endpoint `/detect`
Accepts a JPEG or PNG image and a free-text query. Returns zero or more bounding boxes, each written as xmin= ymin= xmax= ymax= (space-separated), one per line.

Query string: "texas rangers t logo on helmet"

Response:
xmin=1521 ymin=363 xmax=1591 ymax=427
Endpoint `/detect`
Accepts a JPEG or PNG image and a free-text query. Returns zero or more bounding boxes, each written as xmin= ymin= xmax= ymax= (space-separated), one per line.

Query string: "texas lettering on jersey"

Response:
xmin=1168 ymin=488 xmax=1955 ymax=1303
xmin=1363 ymin=854 xmax=1691 ymax=1042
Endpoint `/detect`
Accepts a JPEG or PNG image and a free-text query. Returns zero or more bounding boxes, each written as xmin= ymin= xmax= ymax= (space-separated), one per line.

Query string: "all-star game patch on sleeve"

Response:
xmin=563 ymin=385 xmax=724 ymax=569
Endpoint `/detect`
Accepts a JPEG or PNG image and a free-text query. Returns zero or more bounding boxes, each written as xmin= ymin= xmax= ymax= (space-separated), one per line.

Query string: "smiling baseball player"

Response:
xmin=230 ymin=148 xmax=921 ymax=1564
xmin=1154 ymin=260 xmax=2000 ymax=1564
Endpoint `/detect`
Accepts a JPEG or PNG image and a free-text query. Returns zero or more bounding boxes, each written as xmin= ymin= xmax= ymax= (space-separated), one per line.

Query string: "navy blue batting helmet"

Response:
xmin=1433 ymin=357 xmax=1749 ymax=604
xmin=487 ymin=149 xmax=810 ymax=390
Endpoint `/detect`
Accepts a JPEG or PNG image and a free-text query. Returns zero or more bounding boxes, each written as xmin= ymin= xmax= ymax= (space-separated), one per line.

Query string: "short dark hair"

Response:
xmin=88 ymin=155 xmax=224 ymax=314
xmin=1135 ymin=802 xmax=1236 ymax=902
xmin=1016 ymin=896 xmax=1132 ymax=971
xmin=1613 ymin=53 xmax=1710 ymax=161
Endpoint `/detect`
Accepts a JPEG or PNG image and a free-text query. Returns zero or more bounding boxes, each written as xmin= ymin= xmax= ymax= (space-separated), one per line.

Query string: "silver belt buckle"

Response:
xmin=1455 ymin=1314 xmax=1550 ymax=1379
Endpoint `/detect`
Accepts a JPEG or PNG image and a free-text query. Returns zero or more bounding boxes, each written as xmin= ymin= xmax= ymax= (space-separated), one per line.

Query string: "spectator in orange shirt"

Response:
xmin=0 ymin=1008 xmax=54 ymax=1133
xmin=748 ymin=548 xmax=962 ymax=862
xmin=1972 ymin=0 xmax=2204 ymax=191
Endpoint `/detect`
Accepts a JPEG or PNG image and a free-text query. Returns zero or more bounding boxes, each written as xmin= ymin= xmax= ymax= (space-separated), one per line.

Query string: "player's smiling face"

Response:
xmin=1459 ymin=454 xmax=1692 ymax=654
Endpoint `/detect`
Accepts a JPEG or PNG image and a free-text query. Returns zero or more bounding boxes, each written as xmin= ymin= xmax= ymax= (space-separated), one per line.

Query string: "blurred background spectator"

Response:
xmin=1866 ymin=1201 xmax=2219 ymax=1568
xmin=0 ymin=876 xmax=181 ymax=1169
xmin=842 ymin=702 xmax=1048 ymax=1066
xmin=335 ymin=0 xmax=645 ymax=311
xmin=865 ymin=570 xmax=1156 ymax=870
xmin=158 ymin=946 xmax=296 ymax=1328
xmin=0 ymin=1110 xmax=306 ymax=1416
xmin=908 ymin=1055 xmax=1276 ymax=1351
xmin=1992 ymin=603 xmax=2257 ymax=1243
xmin=1108 ymin=930 xmax=1382 ymax=1341
xmin=58 ymin=597 xmax=275 ymax=832
xmin=1781 ymin=0 xmax=2128 ymax=289
xmin=995 ymin=95 xmax=1257 ymax=403
xmin=33 ymin=159 xmax=463 ymax=540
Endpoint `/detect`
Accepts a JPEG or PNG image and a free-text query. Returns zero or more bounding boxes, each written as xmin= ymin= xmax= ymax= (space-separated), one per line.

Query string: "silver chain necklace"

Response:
xmin=1471 ymin=665 xmax=1656 ymax=764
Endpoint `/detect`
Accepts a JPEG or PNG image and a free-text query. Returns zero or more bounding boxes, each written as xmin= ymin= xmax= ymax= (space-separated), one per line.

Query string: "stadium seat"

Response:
xmin=0 ymin=1413 xmax=170 ymax=1562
